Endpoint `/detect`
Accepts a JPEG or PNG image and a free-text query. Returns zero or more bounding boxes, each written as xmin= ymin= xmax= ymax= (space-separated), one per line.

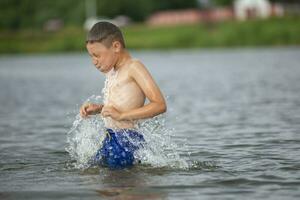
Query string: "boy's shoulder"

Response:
xmin=126 ymin=58 xmax=153 ymax=82
xmin=128 ymin=58 xmax=143 ymax=67
xmin=127 ymin=58 xmax=146 ymax=73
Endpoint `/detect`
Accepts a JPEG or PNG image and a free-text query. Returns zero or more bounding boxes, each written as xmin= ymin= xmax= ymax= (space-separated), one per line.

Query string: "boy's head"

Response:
xmin=86 ymin=21 xmax=125 ymax=48
xmin=86 ymin=21 xmax=126 ymax=73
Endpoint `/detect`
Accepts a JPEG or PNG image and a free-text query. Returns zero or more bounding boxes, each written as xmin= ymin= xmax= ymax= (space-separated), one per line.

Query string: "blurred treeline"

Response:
xmin=1 ymin=0 xmax=295 ymax=31
xmin=5 ymin=0 xmax=290 ymax=30
xmin=0 ymin=0 xmax=200 ymax=30
xmin=0 ymin=0 xmax=299 ymax=53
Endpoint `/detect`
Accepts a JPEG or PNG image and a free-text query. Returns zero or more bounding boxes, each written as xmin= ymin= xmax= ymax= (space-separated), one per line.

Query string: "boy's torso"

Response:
xmin=104 ymin=59 xmax=145 ymax=129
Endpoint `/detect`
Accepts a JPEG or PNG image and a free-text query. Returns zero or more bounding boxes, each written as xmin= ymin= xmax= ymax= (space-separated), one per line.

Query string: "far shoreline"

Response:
xmin=0 ymin=46 xmax=299 ymax=57
xmin=1 ymin=16 xmax=300 ymax=54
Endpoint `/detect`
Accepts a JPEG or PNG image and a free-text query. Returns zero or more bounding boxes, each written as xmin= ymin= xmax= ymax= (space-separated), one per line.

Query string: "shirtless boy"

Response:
xmin=79 ymin=22 xmax=166 ymax=169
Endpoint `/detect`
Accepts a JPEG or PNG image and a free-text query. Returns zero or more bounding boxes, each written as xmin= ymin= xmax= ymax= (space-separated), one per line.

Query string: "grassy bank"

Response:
xmin=0 ymin=16 xmax=300 ymax=54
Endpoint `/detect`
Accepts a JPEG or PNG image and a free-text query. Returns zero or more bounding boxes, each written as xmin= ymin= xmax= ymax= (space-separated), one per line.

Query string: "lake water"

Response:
xmin=0 ymin=48 xmax=300 ymax=199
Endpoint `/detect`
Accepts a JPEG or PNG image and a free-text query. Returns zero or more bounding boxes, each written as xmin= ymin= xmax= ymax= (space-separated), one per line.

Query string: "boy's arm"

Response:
xmin=120 ymin=61 xmax=166 ymax=120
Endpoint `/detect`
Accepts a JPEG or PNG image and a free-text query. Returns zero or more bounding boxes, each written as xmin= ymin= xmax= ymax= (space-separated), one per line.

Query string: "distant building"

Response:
xmin=146 ymin=0 xmax=285 ymax=26
xmin=147 ymin=8 xmax=233 ymax=26
xmin=147 ymin=9 xmax=202 ymax=26
xmin=234 ymin=0 xmax=284 ymax=20
xmin=207 ymin=7 xmax=234 ymax=22
xmin=234 ymin=0 xmax=272 ymax=20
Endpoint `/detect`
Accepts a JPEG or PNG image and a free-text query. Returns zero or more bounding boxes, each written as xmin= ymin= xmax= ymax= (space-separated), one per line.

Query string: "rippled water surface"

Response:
xmin=1 ymin=48 xmax=300 ymax=199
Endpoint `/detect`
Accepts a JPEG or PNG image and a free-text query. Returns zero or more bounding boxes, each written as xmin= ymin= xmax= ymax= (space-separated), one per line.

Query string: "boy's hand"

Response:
xmin=101 ymin=106 xmax=123 ymax=121
xmin=80 ymin=103 xmax=103 ymax=118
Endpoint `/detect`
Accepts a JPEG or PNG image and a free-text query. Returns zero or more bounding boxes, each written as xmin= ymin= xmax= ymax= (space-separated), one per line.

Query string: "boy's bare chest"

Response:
xmin=110 ymin=76 xmax=132 ymax=92
xmin=108 ymin=75 xmax=143 ymax=100
xmin=104 ymin=69 xmax=145 ymax=110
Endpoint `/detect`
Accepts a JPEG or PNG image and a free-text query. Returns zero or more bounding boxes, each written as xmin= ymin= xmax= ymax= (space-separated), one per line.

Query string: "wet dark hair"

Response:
xmin=86 ymin=21 xmax=125 ymax=48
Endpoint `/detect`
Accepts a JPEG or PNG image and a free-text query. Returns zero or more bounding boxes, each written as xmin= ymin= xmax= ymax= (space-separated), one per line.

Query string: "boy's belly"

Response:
xmin=103 ymin=98 xmax=142 ymax=129
xmin=104 ymin=117 xmax=135 ymax=129
xmin=104 ymin=80 xmax=145 ymax=129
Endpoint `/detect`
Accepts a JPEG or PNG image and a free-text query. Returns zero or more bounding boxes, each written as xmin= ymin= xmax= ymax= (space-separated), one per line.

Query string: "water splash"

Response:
xmin=66 ymin=68 xmax=189 ymax=169
xmin=101 ymin=69 xmax=119 ymax=128
xmin=65 ymin=95 xmax=104 ymax=169
xmin=102 ymin=68 xmax=118 ymax=105
xmin=66 ymin=107 xmax=189 ymax=169
xmin=135 ymin=115 xmax=189 ymax=169
xmin=65 ymin=69 xmax=118 ymax=169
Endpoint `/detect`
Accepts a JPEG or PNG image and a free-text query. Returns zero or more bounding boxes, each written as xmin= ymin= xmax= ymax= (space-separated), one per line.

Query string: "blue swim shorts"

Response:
xmin=93 ymin=128 xmax=145 ymax=169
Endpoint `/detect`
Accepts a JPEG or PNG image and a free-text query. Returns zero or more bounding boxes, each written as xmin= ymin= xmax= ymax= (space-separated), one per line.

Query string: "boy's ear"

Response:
xmin=112 ymin=41 xmax=121 ymax=53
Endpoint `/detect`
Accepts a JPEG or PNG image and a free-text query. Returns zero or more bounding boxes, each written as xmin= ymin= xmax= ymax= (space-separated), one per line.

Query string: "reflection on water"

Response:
xmin=1 ymin=48 xmax=300 ymax=200
xmin=78 ymin=166 xmax=170 ymax=199
xmin=95 ymin=168 xmax=167 ymax=200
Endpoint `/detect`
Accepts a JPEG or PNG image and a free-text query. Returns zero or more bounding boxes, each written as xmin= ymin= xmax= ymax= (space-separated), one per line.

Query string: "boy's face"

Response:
xmin=86 ymin=42 xmax=119 ymax=73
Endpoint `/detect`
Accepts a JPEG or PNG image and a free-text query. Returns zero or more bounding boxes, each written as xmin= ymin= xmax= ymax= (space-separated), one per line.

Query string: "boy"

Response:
xmin=79 ymin=21 xmax=166 ymax=169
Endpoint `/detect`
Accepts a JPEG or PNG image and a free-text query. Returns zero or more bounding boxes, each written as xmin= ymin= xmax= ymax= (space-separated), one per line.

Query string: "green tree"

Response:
xmin=152 ymin=0 xmax=198 ymax=11
xmin=97 ymin=0 xmax=154 ymax=21
xmin=212 ymin=0 xmax=234 ymax=6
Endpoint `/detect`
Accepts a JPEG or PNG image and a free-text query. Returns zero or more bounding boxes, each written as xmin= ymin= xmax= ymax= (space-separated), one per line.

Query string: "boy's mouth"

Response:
xmin=95 ymin=64 xmax=102 ymax=70
xmin=97 ymin=66 xmax=106 ymax=72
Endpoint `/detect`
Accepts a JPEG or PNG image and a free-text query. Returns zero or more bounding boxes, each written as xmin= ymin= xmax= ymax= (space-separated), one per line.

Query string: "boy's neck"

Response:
xmin=114 ymin=50 xmax=131 ymax=71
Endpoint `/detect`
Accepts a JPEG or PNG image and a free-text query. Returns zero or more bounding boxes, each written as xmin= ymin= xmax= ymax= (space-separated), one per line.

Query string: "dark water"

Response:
xmin=0 ymin=48 xmax=300 ymax=199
